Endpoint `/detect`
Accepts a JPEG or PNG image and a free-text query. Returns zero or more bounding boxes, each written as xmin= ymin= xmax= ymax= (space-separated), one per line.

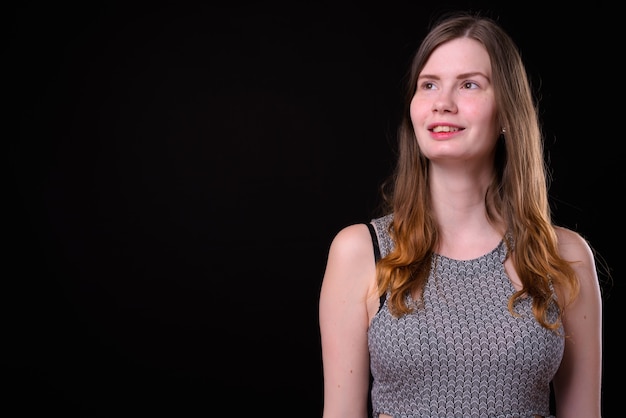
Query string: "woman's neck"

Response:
xmin=428 ymin=164 xmax=504 ymax=259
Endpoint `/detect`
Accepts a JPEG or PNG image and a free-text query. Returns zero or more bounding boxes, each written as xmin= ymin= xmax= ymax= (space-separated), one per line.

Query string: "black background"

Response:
xmin=8 ymin=1 xmax=621 ymax=416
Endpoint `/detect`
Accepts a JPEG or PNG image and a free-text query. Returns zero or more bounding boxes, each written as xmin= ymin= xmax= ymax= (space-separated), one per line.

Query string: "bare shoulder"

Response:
xmin=320 ymin=223 xmax=378 ymax=304
xmin=328 ymin=223 xmax=373 ymax=260
xmin=553 ymin=226 xmax=601 ymax=303
xmin=553 ymin=226 xmax=595 ymax=264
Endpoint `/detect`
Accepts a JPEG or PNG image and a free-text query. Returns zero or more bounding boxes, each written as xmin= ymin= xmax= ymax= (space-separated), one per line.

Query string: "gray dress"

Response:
xmin=367 ymin=214 xmax=563 ymax=418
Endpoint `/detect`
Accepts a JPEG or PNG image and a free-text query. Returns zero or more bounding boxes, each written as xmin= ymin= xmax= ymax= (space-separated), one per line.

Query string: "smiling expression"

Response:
xmin=410 ymin=37 xmax=500 ymax=165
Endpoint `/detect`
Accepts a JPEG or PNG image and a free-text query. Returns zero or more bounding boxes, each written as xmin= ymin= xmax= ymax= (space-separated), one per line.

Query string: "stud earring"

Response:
xmin=501 ymin=128 xmax=506 ymax=134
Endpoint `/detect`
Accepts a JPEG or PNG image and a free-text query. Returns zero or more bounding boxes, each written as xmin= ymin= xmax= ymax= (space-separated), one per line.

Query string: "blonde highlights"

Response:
xmin=376 ymin=12 xmax=579 ymax=331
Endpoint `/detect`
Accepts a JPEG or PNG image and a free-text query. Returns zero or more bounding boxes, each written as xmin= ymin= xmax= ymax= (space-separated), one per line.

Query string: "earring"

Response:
xmin=501 ymin=128 xmax=506 ymax=134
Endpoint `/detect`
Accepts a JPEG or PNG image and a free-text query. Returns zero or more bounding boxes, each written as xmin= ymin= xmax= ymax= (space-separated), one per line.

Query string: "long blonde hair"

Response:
xmin=377 ymin=12 xmax=579 ymax=331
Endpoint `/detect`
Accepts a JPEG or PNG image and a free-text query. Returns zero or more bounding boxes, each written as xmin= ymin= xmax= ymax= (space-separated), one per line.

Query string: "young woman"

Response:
xmin=319 ymin=12 xmax=602 ymax=418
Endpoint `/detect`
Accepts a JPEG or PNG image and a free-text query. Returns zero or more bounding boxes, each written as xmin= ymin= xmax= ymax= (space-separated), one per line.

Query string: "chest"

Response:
xmin=367 ymin=256 xmax=564 ymax=380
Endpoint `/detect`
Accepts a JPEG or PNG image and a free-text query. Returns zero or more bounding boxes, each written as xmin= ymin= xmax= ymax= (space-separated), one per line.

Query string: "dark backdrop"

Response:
xmin=8 ymin=1 xmax=620 ymax=416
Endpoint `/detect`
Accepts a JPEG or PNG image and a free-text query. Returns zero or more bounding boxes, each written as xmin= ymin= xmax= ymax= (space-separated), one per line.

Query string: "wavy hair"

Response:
xmin=376 ymin=11 xmax=579 ymax=331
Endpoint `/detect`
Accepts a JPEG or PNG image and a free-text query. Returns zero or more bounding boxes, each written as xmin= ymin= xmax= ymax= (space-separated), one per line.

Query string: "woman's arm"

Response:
xmin=552 ymin=227 xmax=603 ymax=418
xmin=319 ymin=223 xmax=379 ymax=418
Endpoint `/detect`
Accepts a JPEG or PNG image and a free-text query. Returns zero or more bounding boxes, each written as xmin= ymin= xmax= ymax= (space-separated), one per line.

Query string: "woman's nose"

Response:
xmin=432 ymin=91 xmax=457 ymax=113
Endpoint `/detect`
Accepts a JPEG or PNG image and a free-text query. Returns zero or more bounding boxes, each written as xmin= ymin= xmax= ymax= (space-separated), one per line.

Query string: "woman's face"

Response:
xmin=410 ymin=37 xmax=500 ymax=166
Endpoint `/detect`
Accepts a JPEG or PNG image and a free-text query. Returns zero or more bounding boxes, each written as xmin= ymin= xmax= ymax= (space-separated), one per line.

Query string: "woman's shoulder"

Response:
xmin=553 ymin=225 xmax=595 ymax=262
xmin=330 ymin=212 xmax=392 ymax=253
xmin=329 ymin=223 xmax=373 ymax=259
xmin=322 ymin=223 xmax=378 ymax=304
xmin=552 ymin=225 xmax=600 ymax=304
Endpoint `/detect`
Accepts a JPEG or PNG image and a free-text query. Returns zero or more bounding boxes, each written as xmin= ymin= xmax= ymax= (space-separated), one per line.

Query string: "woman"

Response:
xmin=319 ymin=12 xmax=602 ymax=418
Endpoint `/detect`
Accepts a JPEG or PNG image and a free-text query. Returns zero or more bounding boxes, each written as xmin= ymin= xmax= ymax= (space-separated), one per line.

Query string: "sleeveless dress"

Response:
xmin=367 ymin=214 xmax=563 ymax=418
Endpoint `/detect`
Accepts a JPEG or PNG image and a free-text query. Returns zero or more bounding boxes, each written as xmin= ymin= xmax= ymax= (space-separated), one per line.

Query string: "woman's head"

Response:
xmin=405 ymin=12 xmax=536 ymax=145
xmin=391 ymin=12 xmax=546 ymax=228
xmin=409 ymin=36 xmax=500 ymax=167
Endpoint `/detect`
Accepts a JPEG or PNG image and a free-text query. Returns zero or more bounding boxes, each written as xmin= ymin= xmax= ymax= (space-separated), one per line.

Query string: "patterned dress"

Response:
xmin=367 ymin=214 xmax=563 ymax=418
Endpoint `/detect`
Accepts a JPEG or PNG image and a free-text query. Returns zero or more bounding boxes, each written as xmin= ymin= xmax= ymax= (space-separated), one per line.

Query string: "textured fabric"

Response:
xmin=367 ymin=214 xmax=563 ymax=418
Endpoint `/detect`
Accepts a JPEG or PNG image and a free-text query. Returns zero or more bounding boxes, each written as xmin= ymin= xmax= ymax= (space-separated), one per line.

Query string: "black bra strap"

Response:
xmin=365 ymin=222 xmax=386 ymax=310
xmin=365 ymin=222 xmax=382 ymax=413
xmin=366 ymin=222 xmax=381 ymax=262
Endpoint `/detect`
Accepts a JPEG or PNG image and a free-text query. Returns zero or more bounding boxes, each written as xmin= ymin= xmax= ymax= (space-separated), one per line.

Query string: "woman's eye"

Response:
xmin=462 ymin=81 xmax=478 ymax=89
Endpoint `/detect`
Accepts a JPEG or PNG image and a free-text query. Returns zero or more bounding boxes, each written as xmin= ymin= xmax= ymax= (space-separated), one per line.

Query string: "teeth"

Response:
xmin=432 ymin=126 xmax=459 ymax=133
